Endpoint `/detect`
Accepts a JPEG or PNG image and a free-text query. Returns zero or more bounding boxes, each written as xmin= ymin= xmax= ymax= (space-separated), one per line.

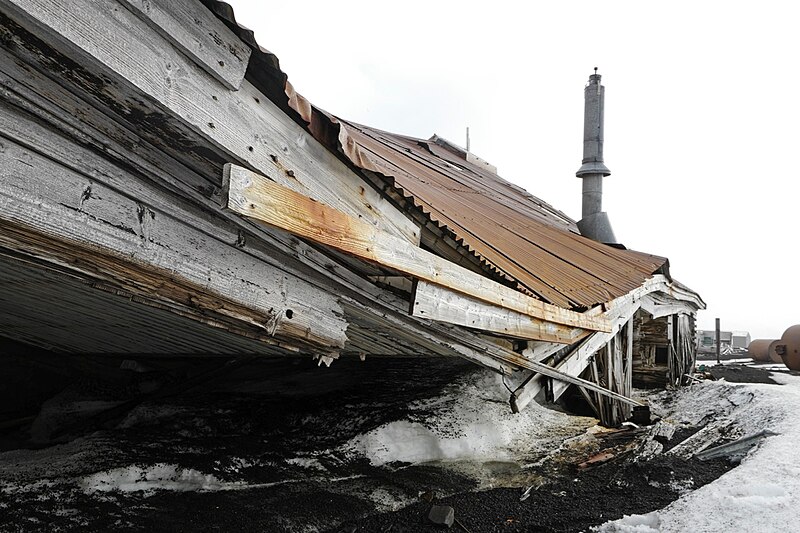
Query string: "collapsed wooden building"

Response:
xmin=0 ymin=0 xmax=704 ymax=426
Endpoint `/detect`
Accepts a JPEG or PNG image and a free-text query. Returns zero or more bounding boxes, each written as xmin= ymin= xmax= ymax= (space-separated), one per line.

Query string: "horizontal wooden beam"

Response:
xmin=412 ymin=280 xmax=589 ymax=344
xmin=223 ymin=164 xmax=612 ymax=333
xmin=640 ymin=295 xmax=696 ymax=319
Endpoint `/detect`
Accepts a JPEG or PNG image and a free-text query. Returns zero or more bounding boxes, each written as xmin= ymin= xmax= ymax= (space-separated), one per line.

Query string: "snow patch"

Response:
xmin=367 ymin=487 xmax=414 ymax=512
xmin=597 ymin=512 xmax=660 ymax=532
xmin=80 ymin=464 xmax=247 ymax=494
xmin=598 ymin=376 xmax=800 ymax=532
xmin=343 ymin=371 xmax=595 ymax=466
xmin=286 ymin=457 xmax=327 ymax=471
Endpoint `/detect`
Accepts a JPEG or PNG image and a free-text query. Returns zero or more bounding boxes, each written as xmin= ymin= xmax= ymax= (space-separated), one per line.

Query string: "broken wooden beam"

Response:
xmin=223 ymin=164 xmax=611 ymax=335
xmin=510 ymin=276 xmax=701 ymax=413
xmin=510 ymin=357 xmax=644 ymax=408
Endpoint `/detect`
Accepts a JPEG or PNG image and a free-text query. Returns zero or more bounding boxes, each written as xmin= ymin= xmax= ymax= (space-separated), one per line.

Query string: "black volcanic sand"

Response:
xmin=706 ymin=364 xmax=780 ymax=384
xmin=0 ymin=355 xmax=759 ymax=532
xmin=331 ymin=457 xmax=732 ymax=533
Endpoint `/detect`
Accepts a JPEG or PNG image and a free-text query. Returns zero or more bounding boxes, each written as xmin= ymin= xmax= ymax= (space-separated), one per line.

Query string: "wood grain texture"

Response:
xmin=2 ymin=0 xmax=419 ymax=245
xmin=0 ymin=24 xmax=537 ymax=373
xmin=120 ymin=0 xmax=251 ymax=90
xmin=224 ymin=164 xmax=613 ymax=333
xmin=0 ymin=107 xmax=348 ymax=353
xmin=412 ymin=280 xmax=589 ymax=344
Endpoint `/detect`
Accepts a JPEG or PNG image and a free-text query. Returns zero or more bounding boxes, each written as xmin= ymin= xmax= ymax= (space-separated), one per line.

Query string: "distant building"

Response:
xmin=731 ymin=331 xmax=751 ymax=349
xmin=697 ymin=330 xmax=750 ymax=353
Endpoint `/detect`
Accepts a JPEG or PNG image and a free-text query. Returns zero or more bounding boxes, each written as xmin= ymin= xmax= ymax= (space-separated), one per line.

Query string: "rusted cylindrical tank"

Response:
xmin=768 ymin=339 xmax=784 ymax=363
xmin=778 ymin=325 xmax=800 ymax=371
xmin=748 ymin=339 xmax=776 ymax=362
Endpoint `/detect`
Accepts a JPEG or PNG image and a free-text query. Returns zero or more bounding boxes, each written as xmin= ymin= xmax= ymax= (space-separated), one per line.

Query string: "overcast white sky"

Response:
xmin=227 ymin=0 xmax=798 ymax=340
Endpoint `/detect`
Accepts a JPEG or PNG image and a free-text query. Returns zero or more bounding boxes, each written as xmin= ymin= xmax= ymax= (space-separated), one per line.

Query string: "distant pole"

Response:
xmin=466 ymin=126 xmax=470 ymax=152
xmin=715 ymin=318 xmax=721 ymax=365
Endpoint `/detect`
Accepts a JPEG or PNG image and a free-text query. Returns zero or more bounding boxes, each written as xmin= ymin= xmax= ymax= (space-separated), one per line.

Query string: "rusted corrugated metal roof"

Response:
xmin=329 ymin=121 xmax=668 ymax=309
xmin=205 ymin=0 xmax=671 ymax=310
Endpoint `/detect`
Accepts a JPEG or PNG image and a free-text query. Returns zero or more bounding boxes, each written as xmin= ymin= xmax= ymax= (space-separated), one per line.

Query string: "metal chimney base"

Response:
xmin=578 ymin=212 xmax=618 ymax=244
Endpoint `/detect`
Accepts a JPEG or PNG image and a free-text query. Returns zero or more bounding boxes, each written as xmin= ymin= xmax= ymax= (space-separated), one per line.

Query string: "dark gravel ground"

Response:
xmin=331 ymin=457 xmax=733 ymax=533
xmin=706 ymin=364 xmax=780 ymax=384
xmin=0 ymin=355 xmax=768 ymax=532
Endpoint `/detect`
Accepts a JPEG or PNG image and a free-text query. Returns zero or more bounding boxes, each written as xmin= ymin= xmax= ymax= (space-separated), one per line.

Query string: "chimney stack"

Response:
xmin=576 ymin=69 xmax=617 ymax=244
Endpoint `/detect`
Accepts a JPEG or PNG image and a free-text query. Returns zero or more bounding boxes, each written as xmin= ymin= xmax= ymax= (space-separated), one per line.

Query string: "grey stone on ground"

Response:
xmin=428 ymin=505 xmax=455 ymax=528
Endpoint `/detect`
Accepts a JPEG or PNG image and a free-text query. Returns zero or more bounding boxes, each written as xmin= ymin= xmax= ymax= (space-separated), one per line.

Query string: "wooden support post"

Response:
xmin=607 ymin=341 xmax=616 ymax=424
xmin=591 ymin=354 xmax=605 ymax=418
xmin=715 ymin=317 xmax=721 ymax=365
xmin=577 ymin=386 xmax=600 ymax=418
xmin=626 ymin=318 xmax=633 ymax=399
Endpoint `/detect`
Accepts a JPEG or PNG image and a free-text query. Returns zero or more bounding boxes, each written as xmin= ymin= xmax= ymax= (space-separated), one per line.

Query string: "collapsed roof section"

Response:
xmin=0 ymin=0 xmax=705 ymax=426
xmin=203 ymin=0 xmax=674 ymax=312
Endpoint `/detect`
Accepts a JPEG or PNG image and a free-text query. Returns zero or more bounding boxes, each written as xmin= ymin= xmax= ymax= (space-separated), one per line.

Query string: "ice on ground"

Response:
xmin=0 ymin=435 xmax=125 ymax=483
xmin=598 ymin=373 xmax=800 ymax=533
xmin=80 ymin=464 xmax=248 ymax=494
xmin=367 ymin=487 xmax=415 ymax=512
xmin=286 ymin=456 xmax=327 ymax=471
xmin=343 ymin=370 xmax=595 ymax=466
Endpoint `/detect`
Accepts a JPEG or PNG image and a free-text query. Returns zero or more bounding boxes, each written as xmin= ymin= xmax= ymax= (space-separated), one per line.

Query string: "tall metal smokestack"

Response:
xmin=576 ymin=69 xmax=617 ymax=244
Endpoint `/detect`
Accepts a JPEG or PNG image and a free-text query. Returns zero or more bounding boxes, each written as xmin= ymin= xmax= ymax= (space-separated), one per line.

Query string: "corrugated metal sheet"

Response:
xmin=206 ymin=0 xmax=673 ymax=311
xmin=332 ymin=122 xmax=667 ymax=309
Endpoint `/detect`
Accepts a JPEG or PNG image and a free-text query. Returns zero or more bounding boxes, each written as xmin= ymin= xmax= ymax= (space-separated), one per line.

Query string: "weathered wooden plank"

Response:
xmin=0 ymin=40 xmax=407 ymax=317
xmin=1 ymin=0 xmax=420 ymax=246
xmin=551 ymin=299 xmax=641 ymax=401
xmin=513 ymin=291 xmax=647 ymax=412
xmin=515 ymin=358 xmax=643 ymax=408
xmin=640 ymin=296 xmax=695 ymax=319
xmin=0 ymin=9 xmax=564 ymax=374
xmin=0 ymin=130 xmax=348 ymax=353
xmin=626 ymin=319 xmax=634 ymax=396
xmin=0 ymin=34 xmax=533 ymax=372
xmin=120 ymin=0 xmax=251 ymax=90
xmin=412 ymin=280 xmax=590 ymax=343
xmin=522 ymin=341 xmax=566 ymax=362
xmin=0 ymin=256 xmax=291 ymax=354
xmin=224 ymin=164 xmax=612 ymax=333
xmin=339 ymin=298 xmax=515 ymax=375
